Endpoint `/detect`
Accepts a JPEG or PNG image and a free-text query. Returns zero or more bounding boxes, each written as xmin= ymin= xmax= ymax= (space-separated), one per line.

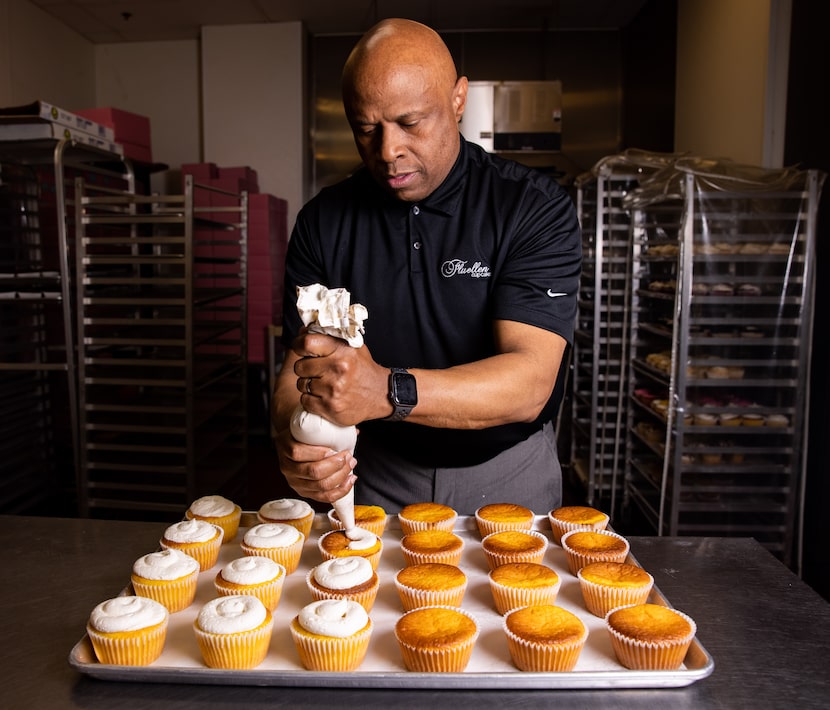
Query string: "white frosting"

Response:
xmin=188 ymin=495 xmax=236 ymax=518
xmin=243 ymin=522 xmax=302 ymax=549
xmin=89 ymin=595 xmax=168 ymax=633
xmin=132 ymin=548 xmax=199 ymax=580
xmin=296 ymin=283 xmax=367 ymax=348
xmin=297 ymin=599 xmax=369 ymax=638
xmin=163 ymin=519 xmax=222 ymax=544
xmin=220 ymin=556 xmax=283 ymax=585
xmin=312 ymin=557 xmax=373 ymax=590
xmin=341 ymin=527 xmax=377 ymax=551
xmin=258 ymin=498 xmax=313 ymax=521
xmin=289 ymin=404 xmax=357 ymax=453
xmin=196 ymin=595 xmax=268 ymax=634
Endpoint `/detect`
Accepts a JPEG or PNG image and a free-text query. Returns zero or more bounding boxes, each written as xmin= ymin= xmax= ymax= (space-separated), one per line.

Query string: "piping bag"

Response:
xmin=288 ymin=284 xmax=368 ymax=538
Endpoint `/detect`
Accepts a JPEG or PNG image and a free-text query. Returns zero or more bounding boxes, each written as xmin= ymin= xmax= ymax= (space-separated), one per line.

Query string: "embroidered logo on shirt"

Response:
xmin=546 ymin=289 xmax=568 ymax=298
xmin=441 ymin=259 xmax=491 ymax=279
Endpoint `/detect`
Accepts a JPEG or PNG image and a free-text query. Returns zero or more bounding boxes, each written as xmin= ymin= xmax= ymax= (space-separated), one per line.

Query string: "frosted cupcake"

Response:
xmin=193 ymin=595 xmax=274 ymax=670
xmin=159 ymin=519 xmax=223 ymax=571
xmin=257 ymin=498 xmax=315 ymax=539
xmin=488 ymin=562 xmax=561 ymax=615
xmin=394 ymin=606 xmax=479 ymax=672
xmin=214 ymin=556 xmax=287 ymax=612
xmin=547 ymin=505 xmax=610 ymax=545
xmin=398 ymin=502 xmax=458 ymax=534
xmin=290 ymin=599 xmax=373 ymax=671
xmin=474 ymin=503 xmax=534 ymax=537
xmin=306 ymin=556 xmax=380 ymax=612
xmin=317 ymin=528 xmax=383 ymax=571
xmin=481 ymin=529 xmax=548 ymax=570
xmin=185 ymin=495 xmax=241 ymax=544
xmin=394 ymin=563 xmax=468 ymax=611
xmin=503 ymin=604 xmax=588 ymax=672
xmin=605 ymin=603 xmax=697 ymax=670
xmin=130 ymin=548 xmax=200 ymax=612
xmin=87 ymin=595 xmax=169 ymax=666
xmin=577 ymin=561 xmax=654 ymax=618
xmin=240 ymin=523 xmax=305 ymax=574
xmin=400 ymin=529 xmax=465 ymax=567
xmin=327 ymin=504 xmax=388 ymax=537
xmin=560 ymin=529 xmax=630 ymax=576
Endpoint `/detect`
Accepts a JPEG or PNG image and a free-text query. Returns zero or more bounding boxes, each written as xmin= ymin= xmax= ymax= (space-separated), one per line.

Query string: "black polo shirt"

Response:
xmin=281 ymin=138 xmax=581 ymax=467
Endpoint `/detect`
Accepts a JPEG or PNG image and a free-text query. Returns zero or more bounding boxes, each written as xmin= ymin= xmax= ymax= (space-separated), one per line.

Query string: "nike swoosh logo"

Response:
xmin=547 ymin=290 xmax=568 ymax=298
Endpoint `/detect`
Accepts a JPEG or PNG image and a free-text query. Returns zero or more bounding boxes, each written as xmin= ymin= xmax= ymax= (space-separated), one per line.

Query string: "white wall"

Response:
xmin=675 ymin=0 xmax=777 ymax=166
xmin=201 ymin=22 xmax=306 ymax=230
xmin=94 ymin=41 xmax=201 ymax=172
xmin=0 ymin=0 xmax=95 ymax=108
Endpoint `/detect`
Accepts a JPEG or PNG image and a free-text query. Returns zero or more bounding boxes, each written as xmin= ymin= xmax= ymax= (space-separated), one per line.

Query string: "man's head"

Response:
xmin=342 ymin=18 xmax=468 ymax=202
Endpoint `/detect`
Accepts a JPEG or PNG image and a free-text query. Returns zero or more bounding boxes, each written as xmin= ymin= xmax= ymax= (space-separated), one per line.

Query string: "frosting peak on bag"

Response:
xmin=296 ymin=284 xmax=368 ymax=348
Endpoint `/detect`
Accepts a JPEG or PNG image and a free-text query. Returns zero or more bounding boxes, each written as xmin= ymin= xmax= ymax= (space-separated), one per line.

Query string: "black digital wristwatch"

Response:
xmin=384 ymin=367 xmax=418 ymax=421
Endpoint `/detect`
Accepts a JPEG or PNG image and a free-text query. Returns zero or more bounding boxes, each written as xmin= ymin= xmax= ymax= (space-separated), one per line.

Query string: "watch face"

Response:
xmin=392 ymin=372 xmax=418 ymax=406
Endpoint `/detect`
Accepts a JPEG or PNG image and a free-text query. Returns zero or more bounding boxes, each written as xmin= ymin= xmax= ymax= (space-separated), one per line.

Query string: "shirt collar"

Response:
xmin=416 ymin=137 xmax=469 ymax=216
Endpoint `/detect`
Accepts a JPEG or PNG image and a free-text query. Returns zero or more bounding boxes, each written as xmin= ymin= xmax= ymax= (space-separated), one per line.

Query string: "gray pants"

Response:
xmin=353 ymin=422 xmax=562 ymax=516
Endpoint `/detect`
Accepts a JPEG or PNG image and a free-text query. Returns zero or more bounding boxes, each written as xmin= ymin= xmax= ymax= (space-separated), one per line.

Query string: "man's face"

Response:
xmin=346 ymin=67 xmax=467 ymax=203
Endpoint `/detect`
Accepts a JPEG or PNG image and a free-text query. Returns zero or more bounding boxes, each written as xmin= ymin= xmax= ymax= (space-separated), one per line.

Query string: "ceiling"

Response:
xmin=27 ymin=0 xmax=651 ymax=43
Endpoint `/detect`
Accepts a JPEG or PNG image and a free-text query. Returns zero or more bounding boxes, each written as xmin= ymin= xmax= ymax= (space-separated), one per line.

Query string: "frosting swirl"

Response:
xmin=259 ymin=498 xmax=313 ymax=521
xmin=297 ymin=599 xmax=369 ymax=638
xmin=243 ymin=522 xmax=302 ymax=549
xmin=220 ymin=556 xmax=283 ymax=585
xmin=132 ymin=548 xmax=199 ymax=580
xmin=196 ymin=595 xmax=268 ymax=634
xmin=343 ymin=527 xmax=377 ymax=551
xmin=312 ymin=557 xmax=373 ymax=590
xmin=188 ymin=495 xmax=236 ymax=517
xmin=89 ymin=595 xmax=168 ymax=633
xmin=163 ymin=519 xmax=222 ymax=544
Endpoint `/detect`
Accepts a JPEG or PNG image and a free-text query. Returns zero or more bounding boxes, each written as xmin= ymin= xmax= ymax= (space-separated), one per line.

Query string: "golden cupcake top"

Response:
xmin=331 ymin=504 xmax=386 ymax=525
xmin=489 ymin=562 xmax=559 ymax=589
xmin=318 ymin=529 xmax=382 ymax=555
xmin=401 ymin=529 xmax=464 ymax=554
xmin=579 ymin=561 xmax=652 ymax=588
xmin=607 ymin=603 xmax=694 ymax=643
xmin=563 ymin=530 xmax=628 ymax=555
xmin=504 ymin=604 xmax=586 ymax=645
xmin=395 ymin=606 xmax=478 ymax=649
xmin=482 ymin=530 xmax=547 ymax=555
xmin=476 ymin=503 xmax=534 ymax=523
xmin=396 ymin=563 xmax=467 ymax=591
xmin=399 ymin=502 xmax=457 ymax=523
xmin=549 ymin=505 xmax=608 ymax=525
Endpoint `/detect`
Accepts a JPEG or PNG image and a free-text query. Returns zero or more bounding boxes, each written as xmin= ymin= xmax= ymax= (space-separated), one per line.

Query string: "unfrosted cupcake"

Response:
xmin=86 ymin=595 xmax=169 ymax=666
xmin=193 ymin=595 xmax=274 ymax=669
xmin=503 ymin=604 xmax=588 ymax=672
xmin=577 ymin=561 xmax=654 ymax=618
xmin=481 ymin=529 xmax=548 ymax=570
xmin=214 ymin=556 xmax=286 ymax=612
xmin=560 ymin=529 xmax=630 ymax=576
xmin=398 ymin=502 xmax=458 ymax=534
xmin=488 ymin=562 xmax=561 ymax=615
xmin=474 ymin=503 xmax=534 ymax=537
xmin=185 ymin=495 xmax=241 ymax=544
xmin=159 ymin=519 xmax=224 ymax=571
xmin=399 ymin=529 xmax=464 ymax=567
xmin=547 ymin=505 xmax=610 ymax=545
xmin=130 ymin=548 xmax=200 ymax=613
xmin=290 ymin=599 xmax=373 ymax=671
xmin=394 ymin=563 xmax=468 ymax=611
xmin=327 ymin=504 xmax=387 ymax=537
xmin=317 ymin=528 xmax=383 ymax=571
xmin=257 ymin=498 xmax=315 ymax=539
xmin=394 ymin=606 xmax=479 ymax=672
xmin=605 ymin=603 xmax=696 ymax=670
xmin=240 ymin=523 xmax=305 ymax=574
xmin=306 ymin=556 xmax=380 ymax=612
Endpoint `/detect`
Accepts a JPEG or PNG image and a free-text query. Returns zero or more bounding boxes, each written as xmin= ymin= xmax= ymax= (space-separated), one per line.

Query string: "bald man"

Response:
xmin=272 ymin=19 xmax=582 ymax=515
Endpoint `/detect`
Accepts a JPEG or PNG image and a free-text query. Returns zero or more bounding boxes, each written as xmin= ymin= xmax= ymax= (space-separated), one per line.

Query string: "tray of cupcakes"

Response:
xmin=69 ymin=497 xmax=714 ymax=689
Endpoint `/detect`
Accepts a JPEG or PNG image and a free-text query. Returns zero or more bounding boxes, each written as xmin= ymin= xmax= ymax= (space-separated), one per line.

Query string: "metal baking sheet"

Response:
xmin=69 ymin=514 xmax=714 ymax=689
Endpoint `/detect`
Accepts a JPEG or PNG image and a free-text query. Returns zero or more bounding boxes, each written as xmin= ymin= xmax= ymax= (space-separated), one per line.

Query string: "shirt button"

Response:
xmin=413 ymin=241 xmax=422 ymax=250
xmin=412 ymin=205 xmax=420 ymax=215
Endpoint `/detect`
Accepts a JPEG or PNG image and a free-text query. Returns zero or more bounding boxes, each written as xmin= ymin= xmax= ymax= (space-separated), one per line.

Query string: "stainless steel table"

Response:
xmin=2 ymin=515 xmax=828 ymax=709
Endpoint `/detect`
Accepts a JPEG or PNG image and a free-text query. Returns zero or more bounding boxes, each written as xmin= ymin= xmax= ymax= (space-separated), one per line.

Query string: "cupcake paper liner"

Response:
xmin=474 ymin=513 xmax=533 ymax=537
xmin=605 ymin=607 xmax=697 ymax=670
xmin=214 ymin=572 xmax=286 ymax=612
xmin=194 ymin=615 xmax=274 ymax=670
xmin=394 ymin=577 xmax=468 ymax=611
xmin=577 ymin=569 xmax=654 ymax=618
xmin=186 ymin=505 xmax=242 ymax=544
xmin=289 ymin=618 xmax=373 ymax=671
xmin=131 ymin=571 xmax=199 ymax=613
xmin=398 ymin=513 xmax=458 ymax=535
xmin=488 ymin=577 xmax=561 ymax=615
xmin=481 ymin=530 xmax=548 ymax=571
xmin=159 ymin=528 xmax=224 ymax=571
xmin=394 ymin=606 xmax=479 ymax=673
xmin=547 ymin=511 xmax=609 ymax=546
xmin=241 ymin=536 xmax=305 ymax=575
xmin=87 ymin=618 xmax=168 ymax=666
xmin=502 ymin=622 xmax=588 ymax=672
xmin=399 ymin=544 xmax=464 ymax=567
